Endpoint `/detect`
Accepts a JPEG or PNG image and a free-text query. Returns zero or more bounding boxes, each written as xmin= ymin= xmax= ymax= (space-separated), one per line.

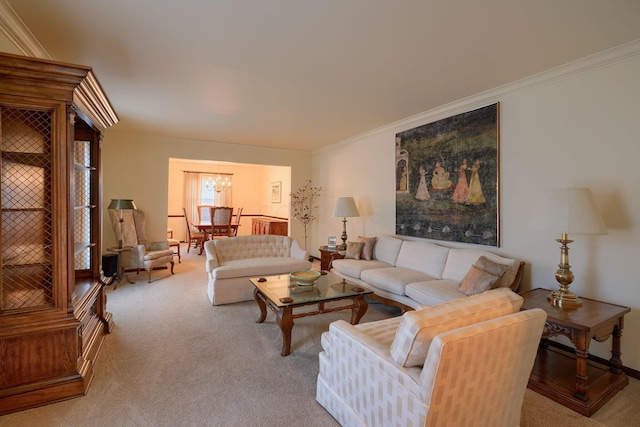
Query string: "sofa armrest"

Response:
xmin=289 ymin=238 xmax=309 ymax=261
xmin=204 ymin=240 xmax=219 ymax=271
xmin=509 ymin=261 xmax=525 ymax=292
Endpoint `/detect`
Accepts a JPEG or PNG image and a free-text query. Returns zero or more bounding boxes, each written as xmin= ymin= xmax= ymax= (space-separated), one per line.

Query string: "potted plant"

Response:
xmin=290 ymin=180 xmax=322 ymax=259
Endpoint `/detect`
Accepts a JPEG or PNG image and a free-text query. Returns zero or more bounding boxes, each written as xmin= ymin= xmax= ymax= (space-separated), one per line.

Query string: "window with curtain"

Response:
xmin=183 ymin=171 xmax=233 ymax=226
xmin=200 ymin=174 xmax=232 ymax=206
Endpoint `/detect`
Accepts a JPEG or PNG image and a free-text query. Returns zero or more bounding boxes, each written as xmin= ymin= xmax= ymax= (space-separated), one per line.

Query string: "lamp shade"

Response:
xmin=108 ymin=199 xmax=137 ymax=210
xmin=333 ymin=197 xmax=360 ymax=218
xmin=530 ymin=188 xmax=607 ymax=235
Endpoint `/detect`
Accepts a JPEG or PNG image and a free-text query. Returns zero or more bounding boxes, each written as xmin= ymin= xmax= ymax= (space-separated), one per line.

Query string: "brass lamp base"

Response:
xmin=547 ymin=288 xmax=582 ymax=308
xmin=548 ymin=233 xmax=582 ymax=309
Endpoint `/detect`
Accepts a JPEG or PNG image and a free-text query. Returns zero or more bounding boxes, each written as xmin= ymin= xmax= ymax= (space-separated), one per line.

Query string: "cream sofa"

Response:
xmin=204 ymin=235 xmax=311 ymax=305
xmin=331 ymin=235 xmax=524 ymax=311
xmin=316 ymin=288 xmax=547 ymax=426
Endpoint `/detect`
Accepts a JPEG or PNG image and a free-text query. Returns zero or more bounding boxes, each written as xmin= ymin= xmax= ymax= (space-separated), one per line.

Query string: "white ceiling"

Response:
xmin=8 ymin=0 xmax=640 ymax=151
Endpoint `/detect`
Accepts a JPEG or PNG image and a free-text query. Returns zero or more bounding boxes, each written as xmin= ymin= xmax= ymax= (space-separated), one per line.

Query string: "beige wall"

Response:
xmin=101 ymin=132 xmax=311 ymax=249
xmin=311 ymin=42 xmax=640 ymax=370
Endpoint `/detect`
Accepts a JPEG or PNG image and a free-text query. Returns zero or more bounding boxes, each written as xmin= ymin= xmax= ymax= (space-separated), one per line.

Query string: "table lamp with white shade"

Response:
xmin=530 ymin=188 xmax=607 ymax=308
xmin=333 ymin=197 xmax=360 ymax=251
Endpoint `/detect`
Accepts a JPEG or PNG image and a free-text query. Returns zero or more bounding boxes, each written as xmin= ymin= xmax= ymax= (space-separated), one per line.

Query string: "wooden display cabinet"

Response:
xmin=0 ymin=53 xmax=118 ymax=415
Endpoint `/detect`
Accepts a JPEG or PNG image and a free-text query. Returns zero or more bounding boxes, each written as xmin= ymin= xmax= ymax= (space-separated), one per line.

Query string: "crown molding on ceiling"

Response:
xmin=318 ymin=38 xmax=640 ymax=154
xmin=0 ymin=1 xmax=118 ymax=131
xmin=0 ymin=0 xmax=50 ymax=58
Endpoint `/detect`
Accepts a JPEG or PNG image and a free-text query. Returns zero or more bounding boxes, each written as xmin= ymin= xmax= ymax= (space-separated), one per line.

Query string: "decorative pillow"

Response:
xmin=473 ymin=256 xmax=510 ymax=289
xmin=458 ymin=265 xmax=500 ymax=296
xmin=356 ymin=236 xmax=377 ymax=260
xmin=474 ymin=255 xmax=509 ymax=276
xmin=345 ymin=241 xmax=364 ymax=259
xmin=390 ymin=288 xmax=523 ymax=367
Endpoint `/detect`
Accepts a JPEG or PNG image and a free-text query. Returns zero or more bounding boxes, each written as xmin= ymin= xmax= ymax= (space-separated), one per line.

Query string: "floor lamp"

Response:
xmin=108 ymin=199 xmax=137 ymax=248
xmin=332 ymin=197 xmax=359 ymax=251
xmin=530 ymin=188 xmax=607 ymax=308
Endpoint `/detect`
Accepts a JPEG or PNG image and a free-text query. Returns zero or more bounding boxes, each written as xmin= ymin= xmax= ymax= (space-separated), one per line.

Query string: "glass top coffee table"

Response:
xmin=250 ymin=271 xmax=373 ymax=356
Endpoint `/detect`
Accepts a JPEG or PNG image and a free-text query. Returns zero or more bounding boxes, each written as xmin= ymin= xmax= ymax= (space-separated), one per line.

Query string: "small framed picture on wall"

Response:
xmin=271 ymin=181 xmax=282 ymax=203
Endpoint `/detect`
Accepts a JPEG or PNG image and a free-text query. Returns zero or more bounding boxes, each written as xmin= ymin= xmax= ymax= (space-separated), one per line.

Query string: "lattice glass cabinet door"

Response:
xmin=1 ymin=107 xmax=54 ymax=310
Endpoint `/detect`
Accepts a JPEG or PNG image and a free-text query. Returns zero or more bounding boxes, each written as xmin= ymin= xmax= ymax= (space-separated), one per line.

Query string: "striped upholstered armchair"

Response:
xmin=316 ymin=288 xmax=546 ymax=426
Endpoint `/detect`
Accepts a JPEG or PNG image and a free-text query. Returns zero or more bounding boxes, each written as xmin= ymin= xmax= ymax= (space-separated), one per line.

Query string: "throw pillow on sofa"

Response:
xmin=389 ymin=288 xmax=523 ymax=367
xmin=345 ymin=241 xmax=365 ymax=259
xmin=473 ymin=255 xmax=510 ymax=289
xmin=356 ymin=236 xmax=377 ymax=260
xmin=458 ymin=265 xmax=500 ymax=295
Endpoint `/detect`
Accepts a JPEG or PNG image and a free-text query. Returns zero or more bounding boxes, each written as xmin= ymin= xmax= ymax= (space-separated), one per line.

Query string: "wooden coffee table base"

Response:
xmin=253 ymin=288 xmax=368 ymax=356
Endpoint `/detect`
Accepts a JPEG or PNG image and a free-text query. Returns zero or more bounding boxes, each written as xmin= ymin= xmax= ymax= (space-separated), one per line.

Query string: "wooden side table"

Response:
xmin=319 ymin=246 xmax=344 ymax=271
xmin=107 ymin=246 xmax=136 ymax=289
xmin=520 ymin=288 xmax=630 ymax=417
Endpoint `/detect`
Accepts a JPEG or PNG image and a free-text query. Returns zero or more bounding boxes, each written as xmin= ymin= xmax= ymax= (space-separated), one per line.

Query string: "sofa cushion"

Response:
xmin=405 ymin=280 xmax=468 ymax=306
xmin=331 ymin=259 xmax=392 ymax=279
xmin=372 ymin=235 xmax=403 ymax=265
xmin=390 ymin=288 xmax=523 ymax=367
xmin=361 ymin=267 xmax=435 ymax=296
xmin=458 ymin=265 xmax=500 ymax=295
xmin=395 ymin=240 xmax=449 ymax=279
xmin=356 ymin=236 xmax=377 ymax=261
xmin=211 ymin=257 xmax=311 ymax=279
xmin=345 ymin=241 xmax=364 ymax=259
xmin=442 ymin=248 xmax=518 ymax=288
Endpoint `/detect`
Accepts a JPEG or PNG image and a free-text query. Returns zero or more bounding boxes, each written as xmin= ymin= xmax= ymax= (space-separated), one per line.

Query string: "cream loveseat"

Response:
xmin=331 ymin=235 xmax=524 ymax=311
xmin=204 ymin=235 xmax=311 ymax=305
xmin=316 ymin=288 xmax=547 ymax=426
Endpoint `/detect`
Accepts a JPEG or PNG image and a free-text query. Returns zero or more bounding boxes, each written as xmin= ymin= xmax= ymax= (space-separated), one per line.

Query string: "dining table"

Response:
xmin=194 ymin=222 xmax=240 ymax=255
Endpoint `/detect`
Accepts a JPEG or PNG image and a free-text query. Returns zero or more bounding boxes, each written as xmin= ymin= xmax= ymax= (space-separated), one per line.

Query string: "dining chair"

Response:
xmin=183 ymin=207 xmax=206 ymax=253
xmin=230 ymin=207 xmax=243 ymax=236
xmin=197 ymin=205 xmax=214 ymax=223
xmin=210 ymin=206 xmax=233 ymax=239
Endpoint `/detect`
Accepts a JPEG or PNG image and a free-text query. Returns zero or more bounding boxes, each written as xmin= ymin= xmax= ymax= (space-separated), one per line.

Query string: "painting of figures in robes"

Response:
xmin=395 ymin=103 xmax=500 ymax=246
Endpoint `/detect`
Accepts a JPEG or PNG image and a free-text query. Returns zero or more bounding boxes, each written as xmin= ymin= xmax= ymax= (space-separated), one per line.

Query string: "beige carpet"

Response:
xmin=1 ymin=246 xmax=638 ymax=426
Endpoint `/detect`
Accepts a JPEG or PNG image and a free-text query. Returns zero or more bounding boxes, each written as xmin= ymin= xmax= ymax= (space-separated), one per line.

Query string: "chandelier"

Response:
xmin=205 ymin=173 xmax=231 ymax=192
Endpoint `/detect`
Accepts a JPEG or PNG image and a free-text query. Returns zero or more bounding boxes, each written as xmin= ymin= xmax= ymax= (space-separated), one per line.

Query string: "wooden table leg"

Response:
xmin=573 ymin=331 xmax=590 ymax=401
xmin=610 ymin=323 xmax=624 ymax=374
xmin=276 ymin=306 xmax=294 ymax=356
xmin=350 ymin=295 xmax=368 ymax=325
xmin=254 ymin=288 xmax=267 ymax=323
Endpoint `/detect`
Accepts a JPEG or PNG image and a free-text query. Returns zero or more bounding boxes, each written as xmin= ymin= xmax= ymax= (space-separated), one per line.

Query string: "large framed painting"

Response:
xmin=395 ymin=103 xmax=500 ymax=246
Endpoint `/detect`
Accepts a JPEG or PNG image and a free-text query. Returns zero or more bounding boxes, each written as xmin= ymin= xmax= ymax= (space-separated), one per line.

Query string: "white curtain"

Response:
xmin=183 ymin=171 xmax=201 ymax=226
xmin=183 ymin=172 xmax=233 ymax=226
